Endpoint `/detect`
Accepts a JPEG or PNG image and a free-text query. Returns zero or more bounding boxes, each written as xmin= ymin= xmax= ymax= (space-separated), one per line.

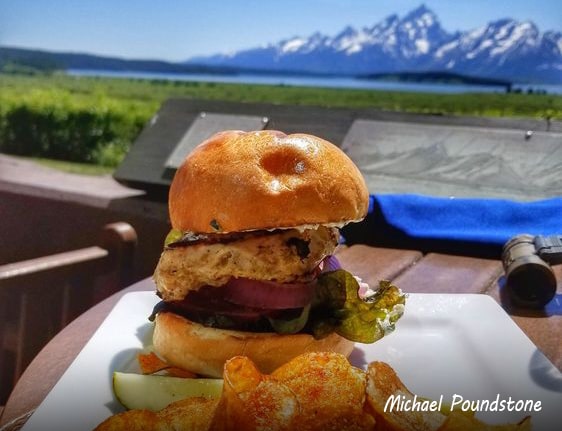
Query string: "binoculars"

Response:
xmin=502 ymin=234 xmax=562 ymax=307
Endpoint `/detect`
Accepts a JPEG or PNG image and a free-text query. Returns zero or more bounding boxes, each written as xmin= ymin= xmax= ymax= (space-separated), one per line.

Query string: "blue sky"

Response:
xmin=1 ymin=0 xmax=560 ymax=61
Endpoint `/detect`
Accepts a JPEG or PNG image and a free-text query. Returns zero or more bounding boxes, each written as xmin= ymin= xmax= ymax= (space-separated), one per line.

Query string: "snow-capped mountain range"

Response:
xmin=187 ymin=5 xmax=562 ymax=83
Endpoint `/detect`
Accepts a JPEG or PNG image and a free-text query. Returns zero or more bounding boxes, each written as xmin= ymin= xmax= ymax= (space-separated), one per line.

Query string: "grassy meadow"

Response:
xmin=1 ymin=73 xmax=560 ymax=172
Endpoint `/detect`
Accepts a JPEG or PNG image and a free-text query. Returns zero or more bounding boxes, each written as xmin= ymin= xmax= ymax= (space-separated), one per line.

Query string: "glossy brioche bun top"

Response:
xmin=169 ymin=130 xmax=369 ymax=233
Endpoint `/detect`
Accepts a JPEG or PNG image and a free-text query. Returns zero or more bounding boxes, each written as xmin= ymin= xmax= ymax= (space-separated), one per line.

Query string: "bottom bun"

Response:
xmin=153 ymin=312 xmax=355 ymax=377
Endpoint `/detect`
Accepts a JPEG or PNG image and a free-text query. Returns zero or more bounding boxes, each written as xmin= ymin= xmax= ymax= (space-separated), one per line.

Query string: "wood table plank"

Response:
xmin=392 ymin=252 xmax=503 ymax=294
xmin=485 ymin=264 xmax=562 ymax=371
xmin=336 ymin=245 xmax=422 ymax=286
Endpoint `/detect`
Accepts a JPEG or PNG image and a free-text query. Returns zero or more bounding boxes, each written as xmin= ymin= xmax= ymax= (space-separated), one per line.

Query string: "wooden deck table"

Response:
xmin=1 ymin=244 xmax=560 ymax=428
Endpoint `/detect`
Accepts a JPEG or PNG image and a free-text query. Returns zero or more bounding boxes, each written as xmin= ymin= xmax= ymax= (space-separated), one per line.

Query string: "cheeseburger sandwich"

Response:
xmin=151 ymin=130 xmax=405 ymax=377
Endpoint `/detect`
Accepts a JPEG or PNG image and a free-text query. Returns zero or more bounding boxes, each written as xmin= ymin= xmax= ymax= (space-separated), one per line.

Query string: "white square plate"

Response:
xmin=22 ymin=292 xmax=562 ymax=431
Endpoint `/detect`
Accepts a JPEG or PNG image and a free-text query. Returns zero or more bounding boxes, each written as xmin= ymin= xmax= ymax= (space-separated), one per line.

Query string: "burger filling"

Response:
xmin=152 ymin=226 xmax=406 ymax=343
xmin=154 ymin=226 xmax=338 ymax=302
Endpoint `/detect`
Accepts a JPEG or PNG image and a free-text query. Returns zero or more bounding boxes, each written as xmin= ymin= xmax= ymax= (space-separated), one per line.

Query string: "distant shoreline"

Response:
xmin=66 ymin=69 xmax=562 ymax=95
xmin=359 ymin=71 xmax=513 ymax=88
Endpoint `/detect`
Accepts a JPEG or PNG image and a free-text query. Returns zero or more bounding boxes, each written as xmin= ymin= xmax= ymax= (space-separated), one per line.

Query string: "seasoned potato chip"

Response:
xmin=366 ymin=362 xmax=532 ymax=431
xmin=212 ymin=356 xmax=298 ymax=431
xmin=137 ymin=352 xmax=169 ymax=375
xmin=272 ymin=352 xmax=373 ymax=430
xmin=137 ymin=352 xmax=197 ymax=378
xmin=212 ymin=352 xmax=374 ymax=431
xmin=366 ymin=361 xmax=447 ymax=431
xmin=94 ymin=397 xmax=218 ymax=431
xmin=437 ymin=412 xmax=532 ymax=431
xmin=224 ymin=356 xmax=263 ymax=393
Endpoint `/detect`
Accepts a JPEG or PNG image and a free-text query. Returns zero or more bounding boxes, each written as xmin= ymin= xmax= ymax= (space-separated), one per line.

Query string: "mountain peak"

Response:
xmin=413 ymin=4 xmax=431 ymax=13
xmin=187 ymin=5 xmax=562 ymax=84
xmin=490 ymin=17 xmax=516 ymax=26
xmin=336 ymin=25 xmax=357 ymax=38
xmin=399 ymin=4 xmax=442 ymax=39
xmin=404 ymin=4 xmax=436 ymax=20
xmin=383 ymin=14 xmax=400 ymax=25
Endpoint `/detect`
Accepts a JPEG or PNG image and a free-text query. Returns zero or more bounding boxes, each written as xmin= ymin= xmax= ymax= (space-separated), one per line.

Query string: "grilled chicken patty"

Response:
xmin=154 ymin=226 xmax=339 ymax=301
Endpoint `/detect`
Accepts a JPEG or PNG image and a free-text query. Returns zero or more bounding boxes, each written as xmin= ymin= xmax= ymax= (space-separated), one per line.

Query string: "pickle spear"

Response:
xmin=113 ymin=372 xmax=223 ymax=411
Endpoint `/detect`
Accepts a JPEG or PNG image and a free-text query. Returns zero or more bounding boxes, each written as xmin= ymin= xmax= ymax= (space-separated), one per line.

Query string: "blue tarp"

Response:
xmin=371 ymin=194 xmax=562 ymax=247
xmin=343 ymin=194 xmax=562 ymax=257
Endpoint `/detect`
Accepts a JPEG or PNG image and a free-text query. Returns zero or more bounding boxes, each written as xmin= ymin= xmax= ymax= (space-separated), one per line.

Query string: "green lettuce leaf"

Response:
xmin=311 ymin=270 xmax=406 ymax=343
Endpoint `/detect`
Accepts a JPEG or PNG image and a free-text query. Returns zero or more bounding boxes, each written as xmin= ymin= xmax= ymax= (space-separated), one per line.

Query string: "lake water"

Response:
xmin=68 ymin=69 xmax=562 ymax=95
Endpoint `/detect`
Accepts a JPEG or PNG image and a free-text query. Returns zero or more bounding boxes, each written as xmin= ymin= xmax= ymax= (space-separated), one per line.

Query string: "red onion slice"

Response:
xmin=322 ymin=255 xmax=342 ymax=272
xmin=224 ymin=278 xmax=315 ymax=309
xmin=172 ymin=286 xmax=265 ymax=320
